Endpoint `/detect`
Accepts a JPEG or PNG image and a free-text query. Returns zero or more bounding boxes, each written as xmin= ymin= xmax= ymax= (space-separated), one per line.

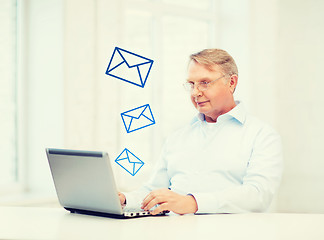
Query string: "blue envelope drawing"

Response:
xmin=105 ymin=47 xmax=154 ymax=88
xmin=115 ymin=148 xmax=144 ymax=176
xmin=121 ymin=104 xmax=155 ymax=133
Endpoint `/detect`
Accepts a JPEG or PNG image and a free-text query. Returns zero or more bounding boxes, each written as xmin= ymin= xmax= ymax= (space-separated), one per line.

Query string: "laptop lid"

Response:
xmin=46 ymin=148 xmax=123 ymax=216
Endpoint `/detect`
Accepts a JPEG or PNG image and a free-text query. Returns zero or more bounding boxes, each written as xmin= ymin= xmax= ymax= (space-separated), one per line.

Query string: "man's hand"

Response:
xmin=118 ymin=192 xmax=126 ymax=207
xmin=141 ymin=188 xmax=198 ymax=215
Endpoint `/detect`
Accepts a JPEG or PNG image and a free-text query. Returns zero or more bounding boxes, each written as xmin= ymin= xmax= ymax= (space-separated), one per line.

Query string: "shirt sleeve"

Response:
xmin=123 ymin=140 xmax=171 ymax=210
xmin=192 ymin=125 xmax=283 ymax=213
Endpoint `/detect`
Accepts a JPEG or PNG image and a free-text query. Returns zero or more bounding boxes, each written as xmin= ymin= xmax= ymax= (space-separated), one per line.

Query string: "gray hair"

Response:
xmin=190 ymin=49 xmax=238 ymax=76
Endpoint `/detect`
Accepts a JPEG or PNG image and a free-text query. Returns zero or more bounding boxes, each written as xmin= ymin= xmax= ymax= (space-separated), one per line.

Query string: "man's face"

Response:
xmin=187 ymin=60 xmax=237 ymax=122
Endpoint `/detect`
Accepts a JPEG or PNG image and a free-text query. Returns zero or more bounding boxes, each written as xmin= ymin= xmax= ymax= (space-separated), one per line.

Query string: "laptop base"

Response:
xmin=65 ymin=207 xmax=165 ymax=219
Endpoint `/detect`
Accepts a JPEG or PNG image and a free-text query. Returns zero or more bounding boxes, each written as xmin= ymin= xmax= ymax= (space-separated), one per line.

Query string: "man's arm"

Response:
xmin=193 ymin=126 xmax=283 ymax=213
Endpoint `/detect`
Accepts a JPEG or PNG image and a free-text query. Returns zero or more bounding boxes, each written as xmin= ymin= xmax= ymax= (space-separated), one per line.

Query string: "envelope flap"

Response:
xmin=142 ymin=105 xmax=154 ymax=122
xmin=115 ymin=158 xmax=134 ymax=175
xmin=115 ymin=157 xmax=128 ymax=162
xmin=106 ymin=48 xmax=125 ymax=72
xmin=121 ymin=105 xmax=147 ymax=119
xmin=126 ymin=150 xmax=143 ymax=164
xmin=118 ymin=48 xmax=152 ymax=68
xmin=115 ymin=149 xmax=128 ymax=161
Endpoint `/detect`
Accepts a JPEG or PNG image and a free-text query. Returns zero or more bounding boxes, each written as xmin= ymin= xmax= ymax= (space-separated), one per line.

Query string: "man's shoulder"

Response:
xmin=244 ymin=113 xmax=281 ymax=138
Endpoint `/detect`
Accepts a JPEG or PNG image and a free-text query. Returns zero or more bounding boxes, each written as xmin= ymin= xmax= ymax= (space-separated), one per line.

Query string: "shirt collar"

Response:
xmin=197 ymin=100 xmax=247 ymax=124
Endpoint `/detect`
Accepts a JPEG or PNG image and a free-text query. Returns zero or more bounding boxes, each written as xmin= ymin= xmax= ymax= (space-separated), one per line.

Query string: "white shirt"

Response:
xmin=124 ymin=101 xmax=283 ymax=213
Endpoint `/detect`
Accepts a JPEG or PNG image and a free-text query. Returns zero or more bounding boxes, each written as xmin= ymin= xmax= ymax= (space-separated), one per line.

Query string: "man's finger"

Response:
xmin=141 ymin=193 xmax=154 ymax=209
xmin=142 ymin=189 xmax=170 ymax=209
xmin=143 ymin=195 xmax=160 ymax=211
xmin=151 ymin=203 xmax=169 ymax=215
xmin=142 ymin=190 xmax=162 ymax=209
xmin=144 ymin=196 xmax=166 ymax=211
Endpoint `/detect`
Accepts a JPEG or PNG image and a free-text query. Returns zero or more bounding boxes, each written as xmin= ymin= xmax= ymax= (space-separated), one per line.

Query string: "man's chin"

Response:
xmin=196 ymin=106 xmax=209 ymax=113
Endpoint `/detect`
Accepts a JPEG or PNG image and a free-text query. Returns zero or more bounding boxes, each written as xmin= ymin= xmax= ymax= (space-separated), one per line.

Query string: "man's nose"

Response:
xmin=191 ymin=85 xmax=202 ymax=97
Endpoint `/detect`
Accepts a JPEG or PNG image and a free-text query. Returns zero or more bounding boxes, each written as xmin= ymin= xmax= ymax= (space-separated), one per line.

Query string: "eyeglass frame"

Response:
xmin=183 ymin=75 xmax=226 ymax=92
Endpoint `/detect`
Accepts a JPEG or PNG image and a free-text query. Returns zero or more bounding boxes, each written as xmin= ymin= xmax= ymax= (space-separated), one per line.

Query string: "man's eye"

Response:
xmin=201 ymin=81 xmax=209 ymax=86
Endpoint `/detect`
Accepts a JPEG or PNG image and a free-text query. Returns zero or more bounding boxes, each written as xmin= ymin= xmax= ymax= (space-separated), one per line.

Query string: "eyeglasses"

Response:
xmin=183 ymin=75 xmax=225 ymax=92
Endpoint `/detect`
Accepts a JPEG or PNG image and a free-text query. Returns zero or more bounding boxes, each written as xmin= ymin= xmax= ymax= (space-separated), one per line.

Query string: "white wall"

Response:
xmin=275 ymin=0 xmax=324 ymax=213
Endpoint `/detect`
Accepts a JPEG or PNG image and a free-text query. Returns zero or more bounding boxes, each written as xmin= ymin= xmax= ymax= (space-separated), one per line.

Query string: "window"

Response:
xmin=117 ymin=0 xmax=216 ymax=190
xmin=0 ymin=0 xmax=18 ymax=189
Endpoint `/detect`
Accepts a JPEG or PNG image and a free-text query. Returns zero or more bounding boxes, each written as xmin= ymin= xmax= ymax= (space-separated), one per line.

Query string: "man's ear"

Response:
xmin=229 ymin=75 xmax=238 ymax=93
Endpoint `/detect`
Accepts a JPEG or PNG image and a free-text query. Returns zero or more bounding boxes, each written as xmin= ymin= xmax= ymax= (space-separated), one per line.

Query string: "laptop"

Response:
xmin=46 ymin=148 xmax=163 ymax=218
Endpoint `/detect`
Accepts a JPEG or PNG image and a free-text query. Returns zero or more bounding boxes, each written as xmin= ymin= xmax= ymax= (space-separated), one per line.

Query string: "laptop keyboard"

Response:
xmin=124 ymin=209 xmax=151 ymax=217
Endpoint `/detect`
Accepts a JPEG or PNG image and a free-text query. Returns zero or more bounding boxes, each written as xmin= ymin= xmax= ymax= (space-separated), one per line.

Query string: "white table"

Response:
xmin=1 ymin=206 xmax=324 ymax=240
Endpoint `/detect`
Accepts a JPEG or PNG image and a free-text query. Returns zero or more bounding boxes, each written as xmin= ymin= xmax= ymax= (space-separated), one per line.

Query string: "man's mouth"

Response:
xmin=196 ymin=100 xmax=209 ymax=106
